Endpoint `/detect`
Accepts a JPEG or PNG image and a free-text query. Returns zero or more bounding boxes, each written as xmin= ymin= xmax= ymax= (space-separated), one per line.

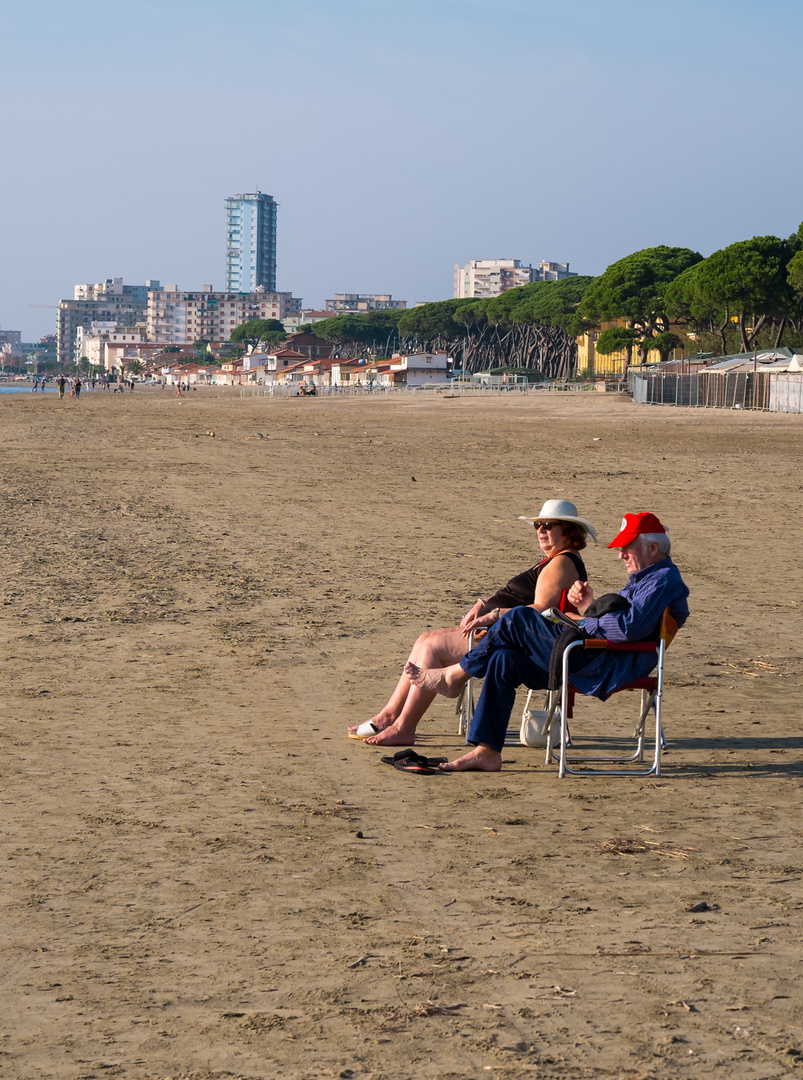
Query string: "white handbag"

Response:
xmin=519 ymin=690 xmax=569 ymax=747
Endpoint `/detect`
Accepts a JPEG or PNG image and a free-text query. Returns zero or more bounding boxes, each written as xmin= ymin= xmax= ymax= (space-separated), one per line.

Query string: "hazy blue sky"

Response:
xmin=3 ymin=0 xmax=802 ymax=340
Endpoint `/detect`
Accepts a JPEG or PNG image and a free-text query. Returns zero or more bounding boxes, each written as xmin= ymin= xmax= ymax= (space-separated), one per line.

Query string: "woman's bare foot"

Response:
xmin=439 ymin=745 xmax=503 ymax=772
xmin=404 ymin=661 xmax=468 ymax=699
xmin=348 ymin=709 xmax=397 ymax=735
xmin=364 ymin=720 xmax=418 ymax=746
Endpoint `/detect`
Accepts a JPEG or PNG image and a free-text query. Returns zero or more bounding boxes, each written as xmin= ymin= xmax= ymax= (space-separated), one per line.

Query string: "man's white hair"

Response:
xmin=639 ymin=532 xmax=671 ymax=556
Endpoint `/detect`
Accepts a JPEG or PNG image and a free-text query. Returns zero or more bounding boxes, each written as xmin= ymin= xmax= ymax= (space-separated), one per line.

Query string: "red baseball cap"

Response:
xmin=608 ymin=512 xmax=666 ymax=548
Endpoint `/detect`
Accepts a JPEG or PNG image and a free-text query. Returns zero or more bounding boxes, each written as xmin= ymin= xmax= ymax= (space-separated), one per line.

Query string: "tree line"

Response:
xmin=298 ymin=221 xmax=803 ymax=376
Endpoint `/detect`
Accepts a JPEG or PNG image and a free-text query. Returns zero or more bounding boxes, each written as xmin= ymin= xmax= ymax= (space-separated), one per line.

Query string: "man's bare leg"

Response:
xmin=404 ymin=660 xmax=469 ymax=699
xmin=440 ymin=745 xmax=503 ymax=772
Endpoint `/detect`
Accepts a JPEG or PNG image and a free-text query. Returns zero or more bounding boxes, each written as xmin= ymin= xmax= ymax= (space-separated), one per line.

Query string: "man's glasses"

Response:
xmin=534 ymin=521 xmax=562 ymax=530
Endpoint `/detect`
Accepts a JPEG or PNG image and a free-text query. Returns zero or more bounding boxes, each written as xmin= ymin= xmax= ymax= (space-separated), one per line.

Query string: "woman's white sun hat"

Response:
xmin=519 ymin=499 xmax=597 ymax=542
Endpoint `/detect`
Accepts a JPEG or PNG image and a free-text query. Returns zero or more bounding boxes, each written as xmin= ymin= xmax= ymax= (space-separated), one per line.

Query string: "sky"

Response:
xmin=2 ymin=0 xmax=803 ymax=341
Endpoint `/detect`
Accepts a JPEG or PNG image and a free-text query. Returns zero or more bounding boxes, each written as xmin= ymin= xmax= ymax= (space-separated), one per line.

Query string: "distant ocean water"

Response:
xmin=0 ymin=385 xmax=58 ymax=394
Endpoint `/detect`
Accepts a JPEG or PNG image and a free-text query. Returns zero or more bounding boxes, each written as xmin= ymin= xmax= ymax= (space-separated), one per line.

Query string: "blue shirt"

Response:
xmin=570 ymin=557 xmax=690 ymax=700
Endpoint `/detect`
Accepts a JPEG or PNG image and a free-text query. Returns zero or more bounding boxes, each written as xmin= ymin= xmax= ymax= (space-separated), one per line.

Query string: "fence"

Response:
xmin=237 ymin=380 xmax=626 ymax=399
xmin=629 ymin=371 xmax=803 ymax=413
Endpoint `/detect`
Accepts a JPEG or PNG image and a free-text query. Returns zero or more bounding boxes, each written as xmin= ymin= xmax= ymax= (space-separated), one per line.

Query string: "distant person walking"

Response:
xmin=73 ymin=377 xmax=82 ymax=400
xmin=57 ymin=376 xmax=66 ymax=399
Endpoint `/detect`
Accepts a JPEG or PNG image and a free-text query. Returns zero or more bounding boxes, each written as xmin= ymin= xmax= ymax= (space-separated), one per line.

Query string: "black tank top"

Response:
xmin=485 ymin=550 xmax=587 ymax=610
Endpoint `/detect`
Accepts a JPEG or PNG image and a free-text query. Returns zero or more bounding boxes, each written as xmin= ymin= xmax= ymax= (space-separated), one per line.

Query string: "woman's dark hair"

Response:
xmin=559 ymin=521 xmax=587 ymax=550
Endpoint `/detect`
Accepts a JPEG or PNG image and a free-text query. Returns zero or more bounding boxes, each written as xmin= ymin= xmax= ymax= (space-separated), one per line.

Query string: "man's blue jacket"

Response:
xmin=570 ymin=557 xmax=690 ymax=700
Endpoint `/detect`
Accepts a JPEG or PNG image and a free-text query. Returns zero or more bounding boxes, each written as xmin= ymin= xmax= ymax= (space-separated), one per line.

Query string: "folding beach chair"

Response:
xmin=456 ymin=589 xmax=578 ymax=745
xmin=539 ymin=606 xmax=679 ymax=777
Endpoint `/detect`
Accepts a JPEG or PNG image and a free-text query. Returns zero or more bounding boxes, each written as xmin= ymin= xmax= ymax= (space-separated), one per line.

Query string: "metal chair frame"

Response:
xmin=546 ymin=607 xmax=678 ymax=777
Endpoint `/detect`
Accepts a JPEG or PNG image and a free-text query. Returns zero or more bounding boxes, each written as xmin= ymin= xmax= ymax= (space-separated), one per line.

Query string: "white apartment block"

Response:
xmin=454 ymin=259 xmax=576 ymax=299
xmin=75 ymin=323 xmax=148 ymax=370
xmin=324 ymin=293 xmax=407 ymax=312
xmin=147 ymin=286 xmax=302 ymax=344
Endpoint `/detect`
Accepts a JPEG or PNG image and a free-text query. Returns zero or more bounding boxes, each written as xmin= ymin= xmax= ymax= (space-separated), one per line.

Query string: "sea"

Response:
xmin=0 ymin=385 xmax=59 ymax=393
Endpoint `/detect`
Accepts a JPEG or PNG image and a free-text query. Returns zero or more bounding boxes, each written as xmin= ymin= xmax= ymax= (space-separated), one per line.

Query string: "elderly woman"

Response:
xmin=349 ymin=499 xmax=596 ymax=747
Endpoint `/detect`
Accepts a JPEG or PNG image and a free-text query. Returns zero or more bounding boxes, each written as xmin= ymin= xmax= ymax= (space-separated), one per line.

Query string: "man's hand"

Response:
xmin=567 ymin=580 xmax=595 ymax=612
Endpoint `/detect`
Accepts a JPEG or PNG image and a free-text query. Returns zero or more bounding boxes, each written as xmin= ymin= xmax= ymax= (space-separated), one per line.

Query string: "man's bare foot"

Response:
xmin=364 ymin=720 xmax=418 ymax=746
xmin=348 ymin=709 xmax=397 ymax=735
xmin=404 ymin=661 xmax=468 ymax=699
xmin=439 ymin=745 xmax=503 ymax=772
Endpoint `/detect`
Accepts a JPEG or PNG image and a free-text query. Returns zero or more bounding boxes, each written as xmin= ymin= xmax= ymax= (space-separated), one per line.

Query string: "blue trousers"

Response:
xmin=459 ymin=607 xmax=591 ymax=752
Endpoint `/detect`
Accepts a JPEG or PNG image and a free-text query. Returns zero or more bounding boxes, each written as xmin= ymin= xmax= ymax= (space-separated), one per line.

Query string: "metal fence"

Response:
xmin=630 ymin=371 xmax=803 ymax=413
xmin=237 ymin=380 xmax=626 ymax=399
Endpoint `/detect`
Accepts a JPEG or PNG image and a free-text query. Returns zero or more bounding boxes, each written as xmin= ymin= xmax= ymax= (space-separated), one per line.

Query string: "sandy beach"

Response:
xmin=1 ymin=387 xmax=802 ymax=1080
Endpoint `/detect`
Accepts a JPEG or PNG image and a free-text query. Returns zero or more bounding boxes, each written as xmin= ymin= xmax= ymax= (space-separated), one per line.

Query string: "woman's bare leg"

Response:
xmin=351 ymin=628 xmax=470 ymax=746
xmin=404 ymin=660 xmax=470 ymax=699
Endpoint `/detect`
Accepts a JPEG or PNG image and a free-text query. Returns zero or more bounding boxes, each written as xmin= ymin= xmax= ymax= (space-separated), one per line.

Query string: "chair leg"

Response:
xmin=558 ymin=643 xmax=668 ymax=777
xmin=456 ymin=679 xmax=473 ymax=738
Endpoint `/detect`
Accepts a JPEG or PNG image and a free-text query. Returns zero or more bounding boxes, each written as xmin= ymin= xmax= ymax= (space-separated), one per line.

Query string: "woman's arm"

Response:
xmin=531 ymin=554 xmax=584 ymax=612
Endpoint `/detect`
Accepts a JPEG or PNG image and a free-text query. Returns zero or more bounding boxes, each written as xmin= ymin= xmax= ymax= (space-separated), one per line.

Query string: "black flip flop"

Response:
xmin=380 ymin=748 xmax=449 ymax=774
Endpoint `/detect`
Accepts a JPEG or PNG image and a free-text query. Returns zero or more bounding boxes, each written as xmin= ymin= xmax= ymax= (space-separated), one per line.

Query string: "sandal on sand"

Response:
xmin=348 ymin=721 xmax=380 ymax=740
xmin=380 ymin=748 xmax=449 ymax=774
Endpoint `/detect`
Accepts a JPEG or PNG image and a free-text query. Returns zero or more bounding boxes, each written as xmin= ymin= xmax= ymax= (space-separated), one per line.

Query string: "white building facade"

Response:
xmin=454 ymin=259 xmax=576 ymax=299
xmin=147 ymin=286 xmax=301 ymax=344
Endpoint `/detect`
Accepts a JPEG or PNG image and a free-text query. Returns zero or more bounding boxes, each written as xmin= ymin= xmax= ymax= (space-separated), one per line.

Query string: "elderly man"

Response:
xmin=406 ymin=512 xmax=690 ymax=772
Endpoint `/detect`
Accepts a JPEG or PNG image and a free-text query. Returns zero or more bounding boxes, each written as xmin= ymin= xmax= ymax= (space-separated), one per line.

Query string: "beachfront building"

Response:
xmin=225 ymin=192 xmax=278 ymax=293
xmin=324 ymin=294 xmax=407 ymax=313
xmin=454 ymin=259 xmax=576 ymax=299
xmin=147 ymin=286 xmax=302 ymax=345
xmin=369 ymin=352 xmax=450 ymax=387
xmin=75 ymin=323 xmax=148 ymax=371
xmin=0 ymin=327 xmax=22 ymax=369
xmin=57 ymin=278 xmax=160 ymax=367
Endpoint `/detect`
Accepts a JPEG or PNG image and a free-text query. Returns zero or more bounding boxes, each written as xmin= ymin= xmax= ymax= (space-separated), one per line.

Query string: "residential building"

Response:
xmin=225 ymin=192 xmax=278 ymax=293
xmin=324 ymin=293 xmax=407 ymax=312
xmin=282 ymin=309 xmax=337 ymax=332
xmin=57 ymin=278 xmax=160 ymax=366
xmin=283 ymin=330 xmax=332 ymax=364
xmin=0 ymin=328 xmax=22 ymax=348
xmin=75 ymin=323 xmax=148 ymax=371
xmin=537 ymin=261 xmax=575 ymax=281
xmin=0 ymin=328 xmax=22 ymax=368
xmin=454 ymin=259 xmax=576 ymax=299
xmin=147 ymin=285 xmax=301 ymax=345
xmin=369 ymin=352 xmax=449 ymax=387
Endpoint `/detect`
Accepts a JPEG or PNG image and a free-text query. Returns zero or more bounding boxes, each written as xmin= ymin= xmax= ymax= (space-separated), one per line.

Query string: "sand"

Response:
xmin=1 ymin=386 xmax=802 ymax=1080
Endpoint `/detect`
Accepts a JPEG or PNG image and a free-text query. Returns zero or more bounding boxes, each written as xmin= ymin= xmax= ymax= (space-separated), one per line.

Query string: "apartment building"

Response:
xmin=324 ymin=293 xmax=407 ymax=313
xmin=454 ymin=259 xmax=576 ymax=299
xmin=147 ymin=285 xmax=302 ymax=344
xmin=57 ymin=278 xmax=160 ymax=366
xmin=75 ymin=323 xmax=148 ymax=370
xmin=225 ymin=192 xmax=277 ymax=293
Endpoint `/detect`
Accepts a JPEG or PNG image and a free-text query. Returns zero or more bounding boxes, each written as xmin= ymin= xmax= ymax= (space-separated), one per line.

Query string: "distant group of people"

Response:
xmin=30 ymin=375 xmax=143 ymax=398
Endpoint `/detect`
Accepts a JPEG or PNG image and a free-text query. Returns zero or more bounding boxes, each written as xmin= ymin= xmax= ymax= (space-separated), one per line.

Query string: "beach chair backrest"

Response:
xmin=660 ymin=607 xmax=679 ymax=647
